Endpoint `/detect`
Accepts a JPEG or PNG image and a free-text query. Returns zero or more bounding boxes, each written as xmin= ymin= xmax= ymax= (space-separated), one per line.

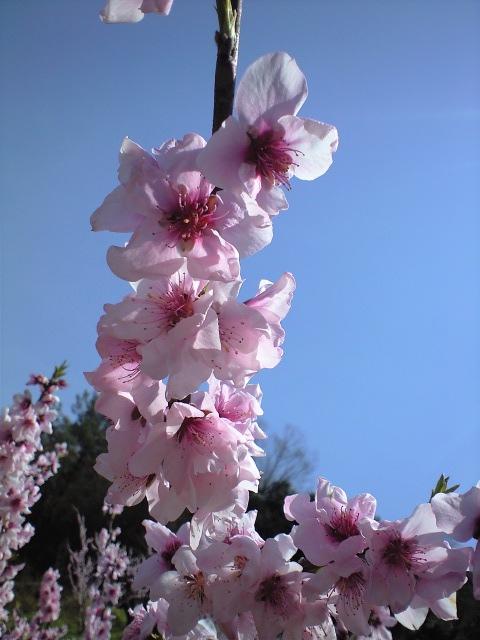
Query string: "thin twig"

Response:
xmin=212 ymin=0 xmax=243 ymax=134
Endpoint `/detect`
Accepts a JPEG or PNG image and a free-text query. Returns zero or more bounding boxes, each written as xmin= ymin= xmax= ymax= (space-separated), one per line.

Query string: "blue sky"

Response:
xmin=1 ymin=0 xmax=479 ymax=519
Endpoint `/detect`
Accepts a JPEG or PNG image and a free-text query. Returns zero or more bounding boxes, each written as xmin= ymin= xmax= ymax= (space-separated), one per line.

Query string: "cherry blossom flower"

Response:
xmin=367 ymin=503 xmax=471 ymax=613
xmin=90 ymin=270 xmax=294 ymax=400
xmin=431 ymin=482 xmax=480 ymax=599
xmin=92 ymin=135 xmax=272 ymax=283
xmin=284 ymin=477 xmax=376 ymax=569
xmin=196 ymin=533 xmax=262 ymax=624
xmin=356 ymin=606 xmax=397 ymax=640
xmin=198 ymin=52 xmax=338 ymax=215
xmin=158 ymin=548 xmax=211 ymax=636
xmin=95 ymin=269 xmax=221 ymax=400
xmin=394 ymin=593 xmax=457 ymax=632
xmin=85 ymin=331 xmax=146 ymax=394
xmin=94 ymin=419 xmax=157 ymax=507
xmin=100 ymin=0 xmax=173 ymax=23
xmin=202 ymin=272 xmax=296 ymax=389
xmin=133 ymin=520 xmax=190 ymax=599
xmin=248 ymin=534 xmax=304 ymax=640
xmin=128 ymin=393 xmax=261 ymax=522
xmin=305 ymin=559 xmax=372 ymax=636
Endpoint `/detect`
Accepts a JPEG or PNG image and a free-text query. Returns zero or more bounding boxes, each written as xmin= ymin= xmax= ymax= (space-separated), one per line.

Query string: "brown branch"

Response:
xmin=212 ymin=0 xmax=243 ymax=134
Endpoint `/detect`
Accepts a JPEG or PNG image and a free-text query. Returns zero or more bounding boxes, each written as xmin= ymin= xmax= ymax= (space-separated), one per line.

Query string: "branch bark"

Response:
xmin=212 ymin=0 xmax=243 ymax=134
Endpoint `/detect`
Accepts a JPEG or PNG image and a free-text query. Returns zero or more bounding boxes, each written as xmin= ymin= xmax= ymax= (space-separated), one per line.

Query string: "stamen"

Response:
xmin=165 ymin=186 xmax=219 ymax=244
xmin=246 ymin=128 xmax=303 ymax=189
xmin=161 ymin=538 xmax=182 ymax=570
xmin=324 ymin=507 xmax=360 ymax=543
xmin=255 ymin=574 xmax=295 ymax=616
xmin=381 ymin=531 xmax=425 ymax=570
xmin=185 ymin=572 xmax=205 ymax=603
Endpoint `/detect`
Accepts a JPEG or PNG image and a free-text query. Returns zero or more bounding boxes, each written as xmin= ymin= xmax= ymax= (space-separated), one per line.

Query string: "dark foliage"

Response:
xmin=249 ymin=479 xmax=295 ymax=539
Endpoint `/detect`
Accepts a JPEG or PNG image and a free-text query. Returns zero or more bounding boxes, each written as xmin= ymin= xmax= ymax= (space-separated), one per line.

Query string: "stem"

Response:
xmin=212 ymin=0 xmax=243 ymax=134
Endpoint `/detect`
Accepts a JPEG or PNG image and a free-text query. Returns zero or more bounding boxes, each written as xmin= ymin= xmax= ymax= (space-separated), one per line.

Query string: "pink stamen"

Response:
xmin=166 ymin=186 xmax=218 ymax=243
xmin=246 ymin=128 xmax=302 ymax=189
xmin=324 ymin=507 xmax=360 ymax=543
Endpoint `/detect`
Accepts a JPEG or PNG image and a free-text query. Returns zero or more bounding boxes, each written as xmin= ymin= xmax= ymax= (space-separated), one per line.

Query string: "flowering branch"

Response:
xmin=0 ymin=367 xmax=67 ymax=632
xmin=212 ymin=0 xmax=243 ymax=134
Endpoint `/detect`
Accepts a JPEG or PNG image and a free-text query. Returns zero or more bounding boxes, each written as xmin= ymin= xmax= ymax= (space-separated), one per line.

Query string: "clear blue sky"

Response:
xmin=1 ymin=0 xmax=479 ymax=519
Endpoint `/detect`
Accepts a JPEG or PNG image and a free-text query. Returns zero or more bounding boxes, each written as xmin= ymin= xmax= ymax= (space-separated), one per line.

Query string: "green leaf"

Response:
xmin=52 ymin=360 xmax=68 ymax=381
xmin=430 ymin=474 xmax=460 ymax=500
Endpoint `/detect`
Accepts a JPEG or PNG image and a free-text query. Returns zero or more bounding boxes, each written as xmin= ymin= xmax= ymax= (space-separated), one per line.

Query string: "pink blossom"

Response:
xmin=97 ymin=270 xmax=220 ymax=400
xmin=123 ymin=598 xmax=218 ymax=640
xmin=91 ymin=271 xmax=294 ymax=400
xmin=431 ymin=482 xmax=480 ymax=599
xmin=157 ymin=548 xmax=211 ymax=636
xmin=356 ymin=606 xmax=396 ymax=640
xmin=208 ymin=376 xmax=263 ymax=432
xmin=198 ymin=508 xmax=264 ymax=549
xmin=281 ymin=596 xmax=336 ymax=640
xmin=198 ymin=52 xmax=338 ymax=215
xmin=92 ymin=135 xmax=272 ymax=283
xmin=394 ymin=593 xmax=457 ymax=631
xmin=129 ymin=393 xmax=261 ymax=521
xmin=196 ymin=534 xmax=262 ymax=624
xmin=94 ymin=420 xmax=156 ymax=507
xmin=203 ymin=272 xmax=296 ymax=388
xmin=133 ymin=520 xmax=190 ymax=599
xmin=305 ymin=560 xmax=372 ymax=636
xmin=249 ymin=534 xmax=303 ymax=640
xmin=85 ymin=332 xmax=145 ymax=394
xmin=0 ymin=372 xmax=66 ymax=624
xmin=95 ymin=379 xmax=167 ymax=427
xmin=284 ymin=477 xmax=376 ymax=568
xmin=100 ymin=0 xmax=173 ymax=23
xmin=367 ymin=503 xmax=471 ymax=613
xmin=35 ymin=568 xmax=62 ymax=624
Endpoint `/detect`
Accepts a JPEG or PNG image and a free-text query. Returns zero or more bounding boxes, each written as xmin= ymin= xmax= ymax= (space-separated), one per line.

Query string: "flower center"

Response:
xmin=141 ymin=279 xmax=197 ymax=333
xmin=167 ymin=186 xmax=218 ymax=243
xmin=185 ymin=572 xmax=205 ymax=602
xmin=234 ymin=555 xmax=248 ymax=571
xmin=176 ymin=416 xmax=216 ymax=448
xmin=246 ymin=128 xmax=299 ymax=188
xmin=324 ymin=508 xmax=360 ymax=543
xmin=255 ymin=574 xmax=295 ymax=616
xmin=161 ymin=538 xmax=182 ymax=569
xmin=108 ymin=340 xmax=142 ymax=383
xmin=381 ymin=531 xmax=424 ymax=570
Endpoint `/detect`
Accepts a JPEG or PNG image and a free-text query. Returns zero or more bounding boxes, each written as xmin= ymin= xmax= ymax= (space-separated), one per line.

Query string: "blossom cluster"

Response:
xmin=90 ymin=10 xmax=478 ymax=639
xmin=0 ymin=369 xmax=67 ymax=626
xmin=3 ymin=568 xmax=66 ymax=640
xmin=68 ymin=509 xmax=131 ymax=640
xmin=121 ymin=477 xmax=479 ymax=640
xmin=88 ymin=51 xmax=336 ymax=530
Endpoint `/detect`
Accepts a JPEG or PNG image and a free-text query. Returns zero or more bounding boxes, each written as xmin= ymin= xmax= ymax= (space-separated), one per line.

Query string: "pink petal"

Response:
xmin=186 ymin=230 xmax=240 ymax=283
xmin=140 ymin=0 xmax=173 ymax=15
xmin=235 ymin=52 xmax=308 ymax=127
xmin=90 ymin=185 xmax=147 ymax=232
xmin=197 ymin=116 xmax=249 ymax=192
xmin=279 ymin=115 xmax=339 ymax=180
xmin=100 ymin=0 xmax=144 ymax=23
xmin=107 ymin=222 xmax=186 ymax=281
